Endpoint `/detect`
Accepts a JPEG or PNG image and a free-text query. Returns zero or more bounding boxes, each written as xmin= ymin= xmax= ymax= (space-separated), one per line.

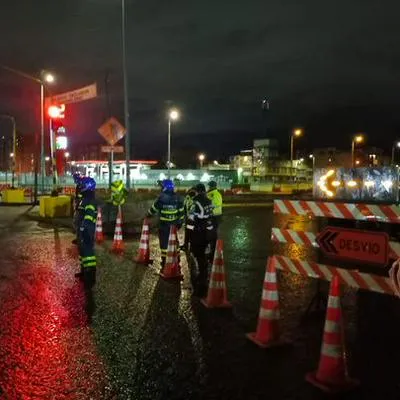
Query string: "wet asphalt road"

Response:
xmin=1 ymin=205 xmax=400 ymax=399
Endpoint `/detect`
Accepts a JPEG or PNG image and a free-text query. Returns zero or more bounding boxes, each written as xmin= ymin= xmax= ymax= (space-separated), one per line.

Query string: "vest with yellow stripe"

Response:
xmin=148 ymin=191 xmax=184 ymax=225
xmin=80 ymin=196 xmax=97 ymax=233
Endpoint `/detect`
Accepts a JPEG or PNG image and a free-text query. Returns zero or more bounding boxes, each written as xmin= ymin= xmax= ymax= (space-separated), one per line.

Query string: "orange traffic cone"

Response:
xmin=306 ymin=276 xmax=359 ymax=393
xmin=112 ymin=206 xmax=125 ymax=253
xmin=160 ymin=225 xmax=183 ymax=280
xmin=96 ymin=207 xmax=104 ymax=243
xmin=246 ymin=257 xmax=283 ymax=347
xmin=136 ymin=218 xmax=151 ymax=265
xmin=201 ymin=240 xmax=231 ymax=308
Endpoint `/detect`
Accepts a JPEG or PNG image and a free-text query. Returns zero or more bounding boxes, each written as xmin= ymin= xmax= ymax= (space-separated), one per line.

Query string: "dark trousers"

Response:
xmin=184 ymin=227 xmax=192 ymax=249
xmin=159 ymin=224 xmax=172 ymax=266
xmin=78 ymin=228 xmax=96 ymax=288
xmin=191 ymin=231 xmax=209 ymax=294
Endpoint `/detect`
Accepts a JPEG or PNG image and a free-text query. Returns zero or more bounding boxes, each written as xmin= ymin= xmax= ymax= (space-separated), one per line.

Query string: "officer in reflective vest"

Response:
xmin=147 ymin=179 xmax=184 ymax=270
xmin=187 ymin=183 xmax=216 ymax=296
xmin=182 ymin=186 xmax=196 ymax=251
xmin=110 ymin=180 xmax=128 ymax=206
xmin=207 ymin=180 xmax=223 ymax=261
xmin=72 ymin=172 xmax=83 ymax=245
xmin=75 ymin=177 xmax=98 ymax=288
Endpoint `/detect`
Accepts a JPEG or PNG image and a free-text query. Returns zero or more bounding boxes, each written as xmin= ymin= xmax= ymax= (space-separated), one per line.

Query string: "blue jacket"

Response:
xmin=148 ymin=191 xmax=184 ymax=225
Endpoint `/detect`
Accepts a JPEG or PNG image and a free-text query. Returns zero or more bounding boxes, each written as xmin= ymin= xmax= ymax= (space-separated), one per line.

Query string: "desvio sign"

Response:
xmin=316 ymin=227 xmax=388 ymax=265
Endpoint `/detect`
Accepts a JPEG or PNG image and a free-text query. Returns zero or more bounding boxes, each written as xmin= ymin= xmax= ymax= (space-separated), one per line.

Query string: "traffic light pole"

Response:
xmin=49 ymin=119 xmax=58 ymax=188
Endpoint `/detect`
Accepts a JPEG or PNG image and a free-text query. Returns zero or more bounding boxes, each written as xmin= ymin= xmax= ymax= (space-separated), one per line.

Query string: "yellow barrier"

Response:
xmin=2 ymin=189 xmax=25 ymax=203
xmin=39 ymin=195 xmax=72 ymax=218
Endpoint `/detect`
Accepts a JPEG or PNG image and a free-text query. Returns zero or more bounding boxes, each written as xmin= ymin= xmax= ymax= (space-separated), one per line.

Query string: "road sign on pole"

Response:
xmin=45 ymin=83 xmax=97 ymax=106
xmin=101 ymin=145 xmax=124 ymax=153
xmin=98 ymin=117 xmax=126 ymax=146
xmin=316 ymin=227 xmax=389 ymax=265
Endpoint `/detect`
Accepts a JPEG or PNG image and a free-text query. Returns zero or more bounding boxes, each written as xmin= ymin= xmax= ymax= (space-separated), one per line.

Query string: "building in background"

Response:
xmin=252 ymin=138 xmax=279 ymax=176
xmin=313 ymin=147 xmax=389 ymax=169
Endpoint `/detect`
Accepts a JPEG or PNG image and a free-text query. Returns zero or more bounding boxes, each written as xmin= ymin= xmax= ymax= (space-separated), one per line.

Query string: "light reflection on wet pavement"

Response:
xmin=1 ymin=207 xmax=400 ymax=399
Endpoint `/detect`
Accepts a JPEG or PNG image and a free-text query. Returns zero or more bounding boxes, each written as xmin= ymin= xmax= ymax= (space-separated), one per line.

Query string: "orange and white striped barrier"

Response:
xmin=306 ymin=276 xmax=359 ymax=393
xmin=273 ymin=255 xmax=394 ymax=295
xmin=246 ymin=258 xmax=282 ymax=347
xmin=201 ymin=239 xmax=231 ymax=308
xmin=111 ymin=206 xmax=124 ymax=253
xmin=274 ymin=199 xmax=400 ymax=223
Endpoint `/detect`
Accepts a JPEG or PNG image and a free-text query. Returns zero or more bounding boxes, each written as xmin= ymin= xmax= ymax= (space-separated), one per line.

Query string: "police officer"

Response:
xmin=147 ymin=179 xmax=184 ymax=270
xmin=72 ymin=172 xmax=83 ymax=245
xmin=207 ymin=180 xmax=223 ymax=261
xmin=187 ymin=183 xmax=215 ymax=297
xmin=75 ymin=177 xmax=98 ymax=288
xmin=182 ymin=187 xmax=196 ymax=251
xmin=110 ymin=180 xmax=128 ymax=206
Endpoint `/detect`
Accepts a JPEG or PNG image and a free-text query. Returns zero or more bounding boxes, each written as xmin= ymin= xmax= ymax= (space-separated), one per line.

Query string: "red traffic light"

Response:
xmin=47 ymin=104 xmax=65 ymax=119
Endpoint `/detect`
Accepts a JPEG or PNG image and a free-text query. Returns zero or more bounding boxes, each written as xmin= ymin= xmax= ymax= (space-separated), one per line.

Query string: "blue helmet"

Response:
xmin=73 ymin=172 xmax=82 ymax=184
xmin=162 ymin=179 xmax=174 ymax=192
xmin=80 ymin=177 xmax=96 ymax=192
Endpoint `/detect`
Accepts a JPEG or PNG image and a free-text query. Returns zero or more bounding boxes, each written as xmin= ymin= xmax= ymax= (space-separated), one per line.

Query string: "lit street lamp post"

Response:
xmin=351 ymin=134 xmax=364 ymax=167
xmin=198 ymin=153 xmax=206 ymax=168
xmin=121 ymin=0 xmax=131 ymax=189
xmin=309 ymin=154 xmax=315 ymax=172
xmin=0 ymin=115 xmax=16 ymax=187
xmin=392 ymin=141 xmax=400 ymax=165
xmin=0 ymin=65 xmax=54 ymax=192
xmin=290 ymin=128 xmax=303 ymax=177
xmin=167 ymin=109 xmax=179 ymax=177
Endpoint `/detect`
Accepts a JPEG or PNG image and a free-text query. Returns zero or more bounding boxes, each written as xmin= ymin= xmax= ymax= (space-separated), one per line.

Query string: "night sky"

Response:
xmin=1 ymin=0 xmax=400 ymax=162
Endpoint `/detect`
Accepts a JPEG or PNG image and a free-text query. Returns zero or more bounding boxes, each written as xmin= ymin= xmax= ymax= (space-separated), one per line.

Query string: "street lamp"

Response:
xmin=0 ymin=65 xmax=55 ymax=192
xmin=392 ymin=141 xmax=400 ymax=165
xmin=351 ymin=134 xmax=364 ymax=167
xmin=0 ymin=115 xmax=16 ymax=187
xmin=290 ymin=128 xmax=303 ymax=177
xmin=198 ymin=153 xmax=206 ymax=168
xmin=309 ymin=154 xmax=315 ymax=170
xmin=167 ymin=108 xmax=179 ymax=176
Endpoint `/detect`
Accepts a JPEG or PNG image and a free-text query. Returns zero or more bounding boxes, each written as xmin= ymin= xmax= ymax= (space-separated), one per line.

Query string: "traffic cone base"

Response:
xmin=200 ymin=298 xmax=231 ymax=308
xmin=160 ymin=271 xmax=183 ymax=281
xmin=305 ymin=372 xmax=359 ymax=394
xmin=246 ymin=332 xmax=288 ymax=348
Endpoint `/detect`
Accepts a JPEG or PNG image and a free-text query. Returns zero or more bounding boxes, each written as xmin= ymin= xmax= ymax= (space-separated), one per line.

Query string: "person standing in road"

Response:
xmin=187 ymin=183 xmax=216 ymax=297
xmin=207 ymin=180 xmax=223 ymax=261
xmin=75 ymin=177 xmax=98 ymax=289
xmin=182 ymin=186 xmax=196 ymax=251
xmin=72 ymin=172 xmax=83 ymax=245
xmin=146 ymin=179 xmax=184 ymax=271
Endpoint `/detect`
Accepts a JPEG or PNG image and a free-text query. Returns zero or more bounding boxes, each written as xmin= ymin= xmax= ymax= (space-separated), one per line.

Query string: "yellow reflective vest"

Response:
xmin=207 ymin=189 xmax=223 ymax=216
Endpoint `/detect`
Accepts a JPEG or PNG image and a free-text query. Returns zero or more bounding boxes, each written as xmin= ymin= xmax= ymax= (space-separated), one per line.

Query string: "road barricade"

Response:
xmin=249 ymin=199 xmax=399 ymax=392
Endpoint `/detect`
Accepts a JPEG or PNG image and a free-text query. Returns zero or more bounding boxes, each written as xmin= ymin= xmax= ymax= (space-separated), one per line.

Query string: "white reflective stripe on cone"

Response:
xmin=321 ymin=343 xmax=341 ymax=358
xmin=324 ymin=319 xmax=340 ymax=333
xmin=259 ymin=308 xmax=280 ymax=319
xmin=266 ymin=272 xmax=277 ymax=283
xmin=262 ymin=289 xmax=279 ymax=301
xmin=327 ymin=296 xmax=340 ymax=309
xmin=209 ymin=280 xmax=226 ymax=290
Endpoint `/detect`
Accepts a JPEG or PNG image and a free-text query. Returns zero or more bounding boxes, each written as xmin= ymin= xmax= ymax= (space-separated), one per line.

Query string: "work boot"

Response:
xmin=84 ymin=268 xmax=96 ymax=289
xmin=74 ymin=271 xmax=84 ymax=280
xmin=160 ymin=257 xmax=166 ymax=274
